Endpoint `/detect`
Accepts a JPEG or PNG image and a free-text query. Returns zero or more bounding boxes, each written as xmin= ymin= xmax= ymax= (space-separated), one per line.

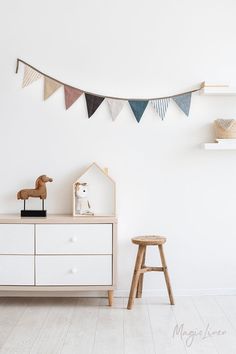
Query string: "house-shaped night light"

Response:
xmin=73 ymin=163 xmax=116 ymax=217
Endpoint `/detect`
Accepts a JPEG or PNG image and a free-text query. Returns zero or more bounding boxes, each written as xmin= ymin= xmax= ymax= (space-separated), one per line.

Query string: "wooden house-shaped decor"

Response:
xmin=73 ymin=163 xmax=116 ymax=217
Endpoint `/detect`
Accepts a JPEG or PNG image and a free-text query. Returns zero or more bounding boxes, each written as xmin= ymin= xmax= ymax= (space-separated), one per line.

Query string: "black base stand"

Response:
xmin=21 ymin=210 xmax=47 ymax=217
xmin=21 ymin=199 xmax=47 ymax=217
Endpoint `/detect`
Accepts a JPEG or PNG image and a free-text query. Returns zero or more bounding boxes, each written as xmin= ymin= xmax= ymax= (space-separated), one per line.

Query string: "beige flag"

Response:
xmin=44 ymin=77 xmax=62 ymax=100
xmin=22 ymin=65 xmax=42 ymax=88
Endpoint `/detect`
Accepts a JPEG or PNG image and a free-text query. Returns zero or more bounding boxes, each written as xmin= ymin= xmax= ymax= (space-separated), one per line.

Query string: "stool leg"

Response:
xmin=158 ymin=244 xmax=174 ymax=305
xmin=136 ymin=246 xmax=146 ymax=298
xmin=108 ymin=290 xmax=113 ymax=306
xmin=127 ymin=245 xmax=145 ymax=310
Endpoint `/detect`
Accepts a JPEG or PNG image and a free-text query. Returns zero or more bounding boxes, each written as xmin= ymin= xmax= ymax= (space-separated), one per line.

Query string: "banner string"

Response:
xmin=15 ymin=58 xmax=201 ymax=101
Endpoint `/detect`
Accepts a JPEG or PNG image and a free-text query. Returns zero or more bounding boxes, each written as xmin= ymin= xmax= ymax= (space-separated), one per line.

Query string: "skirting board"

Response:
xmin=0 ymin=288 xmax=236 ymax=297
xmin=115 ymin=288 xmax=236 ymax=297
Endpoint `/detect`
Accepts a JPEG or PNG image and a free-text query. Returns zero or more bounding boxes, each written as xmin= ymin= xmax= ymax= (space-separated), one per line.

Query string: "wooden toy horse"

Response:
xmin=17 ymin=175 xmax=53 ymax=200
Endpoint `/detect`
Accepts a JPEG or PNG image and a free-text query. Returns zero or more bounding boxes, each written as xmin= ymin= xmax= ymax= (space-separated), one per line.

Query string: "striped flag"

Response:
xmin=22 ymin=65 xmax=42 ymax=88
xmin=151 ymin=98 xmax=170 ymax=120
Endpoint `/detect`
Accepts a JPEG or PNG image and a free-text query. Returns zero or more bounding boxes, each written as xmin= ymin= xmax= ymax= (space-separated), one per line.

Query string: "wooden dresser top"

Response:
xmin=0 ymin=214 xmax=117 ymax=224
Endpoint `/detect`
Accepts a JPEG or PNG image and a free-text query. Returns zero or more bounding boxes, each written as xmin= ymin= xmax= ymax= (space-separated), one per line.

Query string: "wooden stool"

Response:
xmin=127 ymin=236 xmax=174 ymax=309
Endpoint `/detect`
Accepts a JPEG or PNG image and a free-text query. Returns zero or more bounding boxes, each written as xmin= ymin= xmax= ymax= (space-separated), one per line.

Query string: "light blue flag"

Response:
xmin=172 ymin=92 xmax=192 ymax=116
xmin=151 ymin=98 xmax=170 ymax=120
xmin=129 ymin=100 xmax=148 ymax=122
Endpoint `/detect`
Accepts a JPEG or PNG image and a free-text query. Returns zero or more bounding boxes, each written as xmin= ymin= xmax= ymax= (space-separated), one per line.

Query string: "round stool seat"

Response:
xmin=132 ymin=235 xmax=166 ymax=246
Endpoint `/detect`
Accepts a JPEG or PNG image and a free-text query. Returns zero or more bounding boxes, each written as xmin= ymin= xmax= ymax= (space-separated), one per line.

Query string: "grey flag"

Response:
xmin=172 ymin=92 xmax=192 ymax=116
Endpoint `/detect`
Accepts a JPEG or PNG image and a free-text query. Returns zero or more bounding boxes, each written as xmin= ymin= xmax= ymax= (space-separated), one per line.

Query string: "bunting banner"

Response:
xmin=22 ymin=65 xmax=42 ymax=88
xmin=16 ymin=58 xmax=200 ymax=122
xmin=172 ymin=92 xmax=192 ymax=116
xmin=85 ymin=93 xmax=105 ymax=118
xmin=151 ymin=98 xmax=170 ymax=120
xmin=44 ymin=77 xmax=62 ymax=100
xmin=129 ymin=100 xmax=149 ymax=122
xmin=106 ymin=98 xmax=126 ymax=121
xmin=64 ymin=86 xmax=83 ymax=110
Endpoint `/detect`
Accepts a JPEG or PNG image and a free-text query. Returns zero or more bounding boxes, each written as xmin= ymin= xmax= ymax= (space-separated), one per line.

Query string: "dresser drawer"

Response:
xmin=0 ymin=255 xmax=34 ymax=285
xmin=36 ymin=224 xmax=112 ymax=254
xmin=0 ymin=224 xmax=34 ymax=254
xmin=36 ymin=255 xmax=112 ymax=285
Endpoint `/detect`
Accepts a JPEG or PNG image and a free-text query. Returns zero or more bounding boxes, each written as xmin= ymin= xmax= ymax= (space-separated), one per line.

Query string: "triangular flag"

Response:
xmin=85 ymin=93 xmax=105 ymax=118
xmin=64 ymin=86 xmax=83 ymax=110
xmin=151 ymin=98 xmax=170 ymax=120
xmin=172 ymin=93 xmax=192 ymax=116
xmin=129 ymin=100 xmax=148 ymax=122
xmin=106 ymin=98 xmax=126 ymax=121
xmin=44 ymin=77 xmax=62 ymax=100
xmin=22 ymin=65 xmax=42 ymax=88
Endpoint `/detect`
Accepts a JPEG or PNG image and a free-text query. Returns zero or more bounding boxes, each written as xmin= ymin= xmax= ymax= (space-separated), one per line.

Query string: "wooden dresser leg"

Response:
xmin=108 ymin=290 xmax=113 ymax=306
xmin=127 ymin=245 xmax=145 ymax=310
xmin=136 ymin=246 xmax=146 ymax=298
xmin=158 ymin=245 xmax=175 ymax=305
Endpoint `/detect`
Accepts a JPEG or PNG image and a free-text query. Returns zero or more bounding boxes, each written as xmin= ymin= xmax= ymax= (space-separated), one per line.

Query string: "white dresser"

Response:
xmin=0 ymin=215 xmax=117 ymax=305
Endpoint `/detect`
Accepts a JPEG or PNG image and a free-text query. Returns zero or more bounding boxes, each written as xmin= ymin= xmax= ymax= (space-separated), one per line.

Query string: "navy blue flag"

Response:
xmin=172 ymin=93 xmax=192 ymax=116
xmin=129 ymin=100 xmax=149 ymax=122
xmin=85 ymin=93 xmax=105 ymax=118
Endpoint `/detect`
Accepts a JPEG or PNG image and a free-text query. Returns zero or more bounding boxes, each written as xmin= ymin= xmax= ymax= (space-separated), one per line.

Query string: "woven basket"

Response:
xmin=214 ymin=119 xmax=236 ymax=139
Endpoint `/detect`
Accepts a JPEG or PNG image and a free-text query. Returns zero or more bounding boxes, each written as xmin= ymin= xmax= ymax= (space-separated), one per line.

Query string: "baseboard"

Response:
xmin=1 ymin=288 xmax=236 ymax=298
xmin=0 ymin=291 xmax=108 ymax=297
xmin=114 ymin=288 xmax=236 ymax=297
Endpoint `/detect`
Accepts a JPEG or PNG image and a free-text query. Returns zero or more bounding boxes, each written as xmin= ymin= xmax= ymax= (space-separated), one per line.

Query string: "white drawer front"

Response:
xmin=0 ymin=255 xmax=34 ymax=285
xmin=36 ymin=224 xmax=112 ymax=254
xmin=36 ymin=255 xmax=112 ymax=285
xmin=0 ymin=224 xmax=34 ymax=254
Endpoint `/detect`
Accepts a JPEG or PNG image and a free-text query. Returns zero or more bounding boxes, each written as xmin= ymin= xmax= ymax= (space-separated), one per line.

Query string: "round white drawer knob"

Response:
xmin=70 ymin=236 xmax=77 ymax=243
xmin=71 ymin=268 xmax=78 ymax=274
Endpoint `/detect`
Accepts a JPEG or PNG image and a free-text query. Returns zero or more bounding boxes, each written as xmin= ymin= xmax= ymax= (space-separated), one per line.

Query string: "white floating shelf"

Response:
xmin=203 ymin=143 xmax=236 ymax=150
xmin=200 ymin=86 xmax=236 ymax=96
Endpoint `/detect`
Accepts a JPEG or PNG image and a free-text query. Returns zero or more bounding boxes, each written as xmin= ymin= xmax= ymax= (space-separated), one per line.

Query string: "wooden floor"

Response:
xmin=0 ymin=296 xmax=235 ymax=353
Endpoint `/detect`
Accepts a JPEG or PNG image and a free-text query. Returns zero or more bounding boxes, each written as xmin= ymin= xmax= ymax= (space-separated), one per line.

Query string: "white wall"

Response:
xmin=1 ymin=0 xmax=236 ymax=296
